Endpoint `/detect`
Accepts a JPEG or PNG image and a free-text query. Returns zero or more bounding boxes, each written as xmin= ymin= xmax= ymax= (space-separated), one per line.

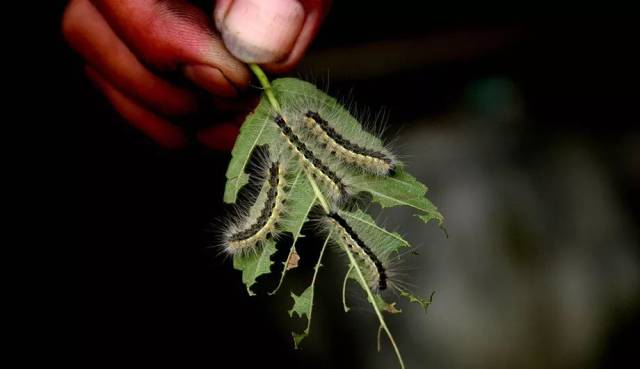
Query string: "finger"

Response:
xmin=63 ymin=0 xmax=198 ymax=115
xmin=91 ymin=0 xmax=251 ymax=96
xmin=264 ymin=0 xmax=332 ymax=72
xmin=197 ymin=123 xmax=239 ymax=151
xmin=210 ymin=93 xmax=260 ymax=120
xmin=214 ymin=0 xmax=331 ymax=71
xmin=85 ymin=66 xmax=188 ymax=149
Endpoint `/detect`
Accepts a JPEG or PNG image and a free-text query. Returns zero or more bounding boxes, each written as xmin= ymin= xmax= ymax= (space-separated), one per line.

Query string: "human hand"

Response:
xmin=63 ymin=0 xmax=330 ymax=150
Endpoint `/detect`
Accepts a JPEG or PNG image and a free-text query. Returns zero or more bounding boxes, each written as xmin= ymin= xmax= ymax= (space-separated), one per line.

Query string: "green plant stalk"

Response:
xmin=250 ymin=64 xmax=329 ymax=212
xmin=270 ymin=169 xmax=307 ymax=295
xmin=341 ymin=211 xmax=410 ymax=247
xmin=342 ymin=265 xmax=354 ymax=312
xmin=339 ymin=240 xmax=406 ymax=369
xmin=271 ymin=244 xmax=297 ymax=295
xmin=249 ymin=63 xmax=405 ymax=369
xmin=303 ymin=230 xmax=332 ymax=334
xmin=305 ymin=171 xmax=330 ymax=212
xmin=249 ymin=63 xmax=281 ymax=113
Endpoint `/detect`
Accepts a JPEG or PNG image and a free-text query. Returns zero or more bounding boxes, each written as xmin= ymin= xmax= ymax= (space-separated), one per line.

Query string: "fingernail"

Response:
xmin=184 ymin=64 xmax=238 ymax=97
xmin=216 ymin=0 xmax=305 ymax=63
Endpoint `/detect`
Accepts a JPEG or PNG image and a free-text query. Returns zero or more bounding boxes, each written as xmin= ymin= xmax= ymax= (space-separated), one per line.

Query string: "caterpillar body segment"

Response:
xmin=280 ymin=94 xmax=399 ymax=176
xmin=324 ymin=212 xmax=388 ymax=291
xmin=273 ymin=114 xmax=351 ymax=204
xmin=302 ymin=111 xmax=397 ymax=176
xmin=223 ymin=159 xmax=287 ymax=255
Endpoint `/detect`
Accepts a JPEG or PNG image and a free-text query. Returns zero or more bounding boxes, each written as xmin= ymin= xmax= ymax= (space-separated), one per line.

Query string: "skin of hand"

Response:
xmin=62 ymin=0 xmax=331 ymax=150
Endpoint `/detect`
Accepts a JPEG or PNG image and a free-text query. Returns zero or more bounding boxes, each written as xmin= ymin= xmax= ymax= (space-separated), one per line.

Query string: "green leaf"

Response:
xmin=337 ymin=209 xmax=407 ymax=315
xmin=372 ymin=293 xmax=402 ymax=314
xmin=223 ymin=74 xmax=443 ymax=368
xmin=289 ymin=287 xmax=313 ymax=320
xmin=288 ymin=232 xmax=331 ymax=349
xmin=339 ymin=209 xmax=410 ymax=253
xmin=223 ymin=100 xmax=280 ymax=203
xmin=279 ymin=170 xmax=315 ymax=252
xmin=270 ymin=170 xmax=317 ymax=294
xmin=224 ymin=77 xmax=443 ymax=227
xmin=344 ymin=266 xmax=401 ymax=315
xmin=231 ymin=176 xmax=280 ymax=295
xmin=291 ymin=331 xmax=308 ymax=350
xmin=338 ymin=238 xmax=406 ymax=368
xmin=399 ymin=289 xmax=435 ymax=313
xmin=351 ymin=166 xmax=444 ymax=226
xmin=232 ymin=239 xmax=278 ymax=296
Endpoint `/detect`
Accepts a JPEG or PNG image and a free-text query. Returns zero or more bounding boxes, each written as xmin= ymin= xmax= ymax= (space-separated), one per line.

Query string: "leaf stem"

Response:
xmin=342 ymin=265 xmax=354 ymax=312
xmin=341 ymin=211 xmax=410 ymax=247
xmin=339 ymin=241 xmax=406 ymax=369
xmin=270 ymin=245 xmax=296 ymax=295
xmin=249 ymin=63 xmax=330 ymax=214
xmin=248 ymin=65 xmax=404 ymax=368
xmin=270 ymin=169 xmax=306 ymax=295
xmin=301 ymin=231 xmax=332 ymax=339
xmin=305 ymin=172 xmax=330 ymax=213
xmin=249 ymin=63 xmax=281 ymax=114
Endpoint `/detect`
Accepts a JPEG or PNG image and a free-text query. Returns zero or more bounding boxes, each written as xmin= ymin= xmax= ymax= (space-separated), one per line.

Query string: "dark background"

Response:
xmin=36 ymin=2 xmax=638 ymax=368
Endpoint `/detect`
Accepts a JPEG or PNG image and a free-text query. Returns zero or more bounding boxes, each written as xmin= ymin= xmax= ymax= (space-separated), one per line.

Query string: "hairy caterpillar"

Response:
xmin=223 ymin=75 xmax=442 ymax=369
xmin=281 ymin=90 xmax=399 ymax=177
xmin=273 ymin=114 xmax=351 ymax=203
xmin=302 ymin=111 xmax=397 ymax=176
xmin=323 ymin=212 xmax=389 ymax=291
xmin=223 ymin=158 xmax=287 ymax=255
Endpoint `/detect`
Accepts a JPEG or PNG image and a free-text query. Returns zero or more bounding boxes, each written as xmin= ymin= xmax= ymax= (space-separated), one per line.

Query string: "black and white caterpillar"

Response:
xmin=273 ymin=114 xmax=352 ymax=203
xmin=223 ymin=158 xmax=287 ymax=255
xmin=302 ymin=111 xmax=397 ymax=176
xmin=322 ymin=212 xmax=390 ymax=291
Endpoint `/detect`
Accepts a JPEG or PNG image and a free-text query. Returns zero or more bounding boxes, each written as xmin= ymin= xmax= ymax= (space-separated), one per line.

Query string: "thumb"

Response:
xmin=92 ymin=0 xmax=250 ymax=95
xmin=214 ymin=0 xmax=330 ymax=71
